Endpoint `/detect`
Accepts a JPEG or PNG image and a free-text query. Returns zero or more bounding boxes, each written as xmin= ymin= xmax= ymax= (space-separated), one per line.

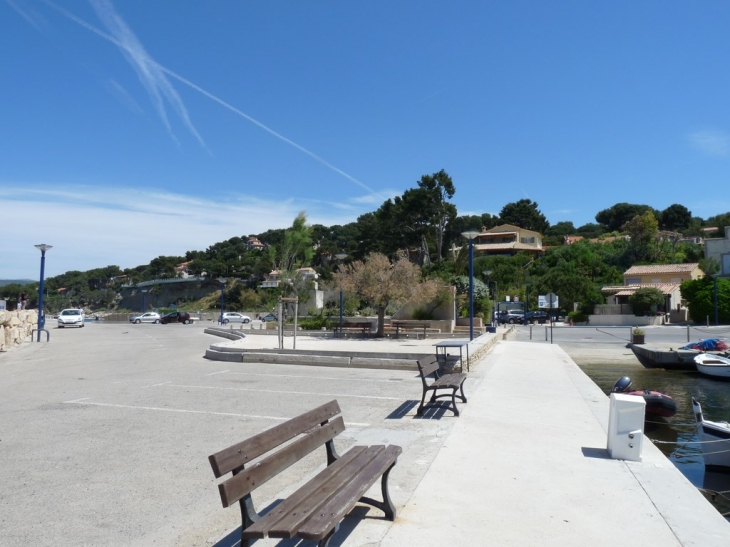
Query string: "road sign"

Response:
xmin=539 ymin=293 xmax=559 ymax=308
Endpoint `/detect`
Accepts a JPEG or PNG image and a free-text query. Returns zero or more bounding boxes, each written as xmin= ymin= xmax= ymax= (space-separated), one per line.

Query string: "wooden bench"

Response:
xmin=391 ymin=320 xmax=431 ymax=338
xmin=416 ymin=356 xmax=467 ymax=416
xmin=208 ymin=400 xmax=402 ymax=547
xmin=333 ymin=321 xmax=373 ymax=336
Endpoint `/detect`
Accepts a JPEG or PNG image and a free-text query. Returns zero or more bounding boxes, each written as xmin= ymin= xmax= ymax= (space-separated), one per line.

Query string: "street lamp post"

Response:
xmin=713 ymin=274 xmax=719 ymax=326
xmin=218 ymin=277 xmax=226 ymax=324
xmin=335 ymin=253 xmax=348 ymax=336
xmin=462 ymin=231 xmax=480 ymax=340
xmin=34 ymin=244 xmax=52 ymax=342
xmin=525 ymin=283 xmax=531 ymax=313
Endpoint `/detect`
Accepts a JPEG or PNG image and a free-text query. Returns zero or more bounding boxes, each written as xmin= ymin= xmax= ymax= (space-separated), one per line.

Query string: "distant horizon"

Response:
xmin=3 ymin=1 xmax=730 ymax=278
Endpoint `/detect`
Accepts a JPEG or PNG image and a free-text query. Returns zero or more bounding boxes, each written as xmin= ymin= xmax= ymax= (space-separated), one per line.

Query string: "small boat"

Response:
xmin=694 ymin=353 xmax=730 ymax=379
xmin=692 ymin=398 xmax=730 ymax=470
xmin=611 ymin=376 xmax=677 ymax=418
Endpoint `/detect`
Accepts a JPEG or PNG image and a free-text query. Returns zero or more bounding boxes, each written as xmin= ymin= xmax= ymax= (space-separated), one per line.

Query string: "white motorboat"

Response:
xmin=693 ymin=353 xmax=730 ymax=379
xmin=692 ymin=398 xmax=730 ymax=470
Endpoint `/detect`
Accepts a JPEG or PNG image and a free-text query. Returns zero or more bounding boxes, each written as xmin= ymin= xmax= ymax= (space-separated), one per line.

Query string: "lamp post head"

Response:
xmin=483 ymin=270 xmax=492 ymax=276
xmin=461 ymin=231 xmax=480 ymax=241
xmin=218 ymin=277 xmax=226 ymax=285
xmin=335 ymin=253 xmax=348 ymax=262
xmin=35 ymin=244 xmax=53 ymax=253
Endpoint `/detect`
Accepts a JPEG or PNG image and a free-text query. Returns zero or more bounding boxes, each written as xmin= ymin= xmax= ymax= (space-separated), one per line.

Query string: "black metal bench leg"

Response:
xmin=359 ymin=460 xmax=398 ymax=520
xmin=417 ymin=389 xmax=429 ymax=416
xmin=460 ymin=381 xmax=467 ymax=403
xmin=451 ymin=389 xmax=460 ymax=417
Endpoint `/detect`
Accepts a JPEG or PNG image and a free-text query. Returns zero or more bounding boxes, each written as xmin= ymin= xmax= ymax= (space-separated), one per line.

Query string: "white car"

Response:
xmin=221 ymin=312 xmax=251 ymax=324
xmin=58 ymin=309 xmax=85 ymax=328
xmin=130 ymin=312 xmax=161 ymax=324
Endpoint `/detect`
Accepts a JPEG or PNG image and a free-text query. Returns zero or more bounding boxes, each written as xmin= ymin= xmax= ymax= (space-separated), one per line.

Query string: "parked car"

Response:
xmin=160 ymin=311 xmax=192 ymax=324
xmin=221 ymin=312 xmax=251 ymax=324
xmin=129 ymin=312 xmax=161 ymax=324
xmin=524 ymin=311 xmax=548 ymax=324
xmin=497 ymin=310 xmax=525 ymax=325
xmin=58 ymin=308 xmax=85 ymax=328
xmin=259 ymin=313 xmax=278 ymax=322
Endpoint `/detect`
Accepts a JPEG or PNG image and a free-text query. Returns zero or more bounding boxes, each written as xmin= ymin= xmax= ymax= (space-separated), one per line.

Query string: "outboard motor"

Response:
xmin=612 ymin=376 xmax=632 ymax=393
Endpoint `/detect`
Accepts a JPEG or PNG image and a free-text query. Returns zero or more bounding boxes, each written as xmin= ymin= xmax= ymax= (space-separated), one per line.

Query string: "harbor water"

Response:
xmin=580 ymin=360 xmax=730 ymax=521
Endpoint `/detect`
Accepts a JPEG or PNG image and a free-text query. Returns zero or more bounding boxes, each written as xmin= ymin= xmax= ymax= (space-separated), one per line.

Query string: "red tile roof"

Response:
xmin=623 ymin=263 xmax=699 ymax=275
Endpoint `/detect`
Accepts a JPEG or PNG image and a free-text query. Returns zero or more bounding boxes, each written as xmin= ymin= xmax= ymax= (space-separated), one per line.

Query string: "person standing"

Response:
xmin=20 ymin=292 xmax=27 ymax=310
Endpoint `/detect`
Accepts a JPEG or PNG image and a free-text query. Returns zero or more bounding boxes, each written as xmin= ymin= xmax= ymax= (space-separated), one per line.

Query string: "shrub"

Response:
xmin=412 ymin=307 xmax=434 ymax=320
xmin=298 ymin=314 xmax=330 ymax=330
xmin=567 ymin=311 xmax=588 ymax=323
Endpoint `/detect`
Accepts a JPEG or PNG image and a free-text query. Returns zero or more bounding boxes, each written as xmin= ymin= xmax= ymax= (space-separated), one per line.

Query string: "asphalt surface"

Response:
xmin=0 ymin=322 xmax=479 ymax=547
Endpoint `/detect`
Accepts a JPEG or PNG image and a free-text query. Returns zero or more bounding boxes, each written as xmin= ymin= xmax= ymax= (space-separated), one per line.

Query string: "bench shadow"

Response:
xmin=412 ymin=402 xmax=451 ymax=420
xmin=581 ymin=447 xmax=610 ymax=459
xmin=385 ymin=400 xmax=419 ymax=419
xmin=211 ymin=505 xmax=376 ymax=547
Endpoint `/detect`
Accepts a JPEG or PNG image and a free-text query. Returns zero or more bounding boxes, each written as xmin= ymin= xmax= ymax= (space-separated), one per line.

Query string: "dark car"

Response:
xmin=160 ymin=311 xmax=192 ymax=324
xmin=524 ymin=311 xmax=548 ymax=324
xmin=259 ymin=313 xmax=278 ymax=322
xmin=497 ymin=310 xmax=525 ymax=325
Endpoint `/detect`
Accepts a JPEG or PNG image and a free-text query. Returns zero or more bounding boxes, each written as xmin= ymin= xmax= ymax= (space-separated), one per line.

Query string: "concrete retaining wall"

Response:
xmin=0 ymin=310 xmax=38 ymax=352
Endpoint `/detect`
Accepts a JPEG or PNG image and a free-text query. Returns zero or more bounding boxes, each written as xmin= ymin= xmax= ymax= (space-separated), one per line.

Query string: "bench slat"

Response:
xmin=265 ymin=446 xmax=389 ymax=538
xmin=433 ymin=373 xmax=467 ymax=388
xmin=297 ymin=445 xmax=402 ymax=540
xmin=417 ymin=358 xmax=440 ymax=377
xmin=218 ymin=416 xmax=346 ymax=507
xmin=209 ymin=400 xmax=341 ymax=478
xmin=242 ymin=446 xmax=368 ymax=539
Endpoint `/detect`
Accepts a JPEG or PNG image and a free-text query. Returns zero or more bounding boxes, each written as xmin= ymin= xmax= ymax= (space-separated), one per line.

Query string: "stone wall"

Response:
xmin=0 ymin=310 xmax=37 ymax=352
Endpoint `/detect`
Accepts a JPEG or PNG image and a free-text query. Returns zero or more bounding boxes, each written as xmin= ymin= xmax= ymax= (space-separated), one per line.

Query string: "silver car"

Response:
xmin=58 ymin=309 xmax=85 ymax=328
xmin=130 ymin=312 xmax=161 ymax=324
xmin=221 ymin=312 xmax=251 ymax=324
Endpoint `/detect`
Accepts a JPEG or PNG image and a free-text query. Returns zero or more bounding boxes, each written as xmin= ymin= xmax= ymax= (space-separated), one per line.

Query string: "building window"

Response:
xmin=625 ymin=277 xmax=641 ymax=285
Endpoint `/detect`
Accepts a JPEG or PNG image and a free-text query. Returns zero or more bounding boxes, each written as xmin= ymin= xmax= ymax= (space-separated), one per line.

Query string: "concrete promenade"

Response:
xmin=1 ymin=325 xmax=729 ymax=546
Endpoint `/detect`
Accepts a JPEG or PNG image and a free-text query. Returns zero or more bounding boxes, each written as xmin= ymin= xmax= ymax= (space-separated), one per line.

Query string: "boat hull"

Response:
xmin=692 ymin=398 xmax=730 ymax=470
xmin=627 ymin=390 xmax=677 ymax=418
xmin=694 ymin=354 xmax=730 ymax=379
xmin=629 ymin=344 xmax=698 ymax=370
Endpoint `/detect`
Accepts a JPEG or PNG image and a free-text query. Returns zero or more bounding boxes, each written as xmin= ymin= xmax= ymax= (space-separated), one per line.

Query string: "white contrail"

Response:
xmin=41 ymin=0 xmax=381 ymax=197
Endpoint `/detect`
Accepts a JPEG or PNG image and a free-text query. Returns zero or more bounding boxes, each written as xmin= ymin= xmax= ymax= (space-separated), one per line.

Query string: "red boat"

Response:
xmin=612 ymin=377 xmax=677 ymax=418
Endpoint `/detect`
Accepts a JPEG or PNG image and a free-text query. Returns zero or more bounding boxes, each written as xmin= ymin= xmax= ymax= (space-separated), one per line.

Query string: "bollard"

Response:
xmin=607 ymin=393 xmax=645 ymax=462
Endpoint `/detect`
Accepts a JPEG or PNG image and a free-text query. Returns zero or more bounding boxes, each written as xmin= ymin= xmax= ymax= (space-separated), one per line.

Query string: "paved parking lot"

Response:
xmin=0 ymin=324 xmax=482 ymax=547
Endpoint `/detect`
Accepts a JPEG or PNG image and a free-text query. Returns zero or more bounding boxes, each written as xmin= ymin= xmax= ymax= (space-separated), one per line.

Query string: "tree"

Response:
xmin=629 ymin=287 xmax=665 ymax=316
xmin=595 ymin=203 xmax=658 ymax=232
xmin=575 ymin=223 xmax=605 ymax=238
xmin=623 ymin=211 xmax=659 ymax=262
xmin=274 ymin=213 xmax=316 ymax=299
xmin=499 ymin=199 xmax=549 ymax=233
xmin=660 ymin=204 xmax=692 ymax=231
xmin=706 ymin=212 xmax=730 ymax=236
xmin=681 ymin=277 xmax=730 ymax=324
xmin=334 ymin=253 xmax=441 ymax=336
xmin=415 ymin=169 xmax=457 ymax=262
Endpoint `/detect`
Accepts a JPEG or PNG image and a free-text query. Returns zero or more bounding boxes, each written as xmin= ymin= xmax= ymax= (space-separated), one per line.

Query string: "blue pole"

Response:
xmin=714 ymin=276 xmax=719 ymax=326
xmin=37 ymin=249 xmax=47 ymax=342
xmin=468 ymin=238 xmax=474 ymax=340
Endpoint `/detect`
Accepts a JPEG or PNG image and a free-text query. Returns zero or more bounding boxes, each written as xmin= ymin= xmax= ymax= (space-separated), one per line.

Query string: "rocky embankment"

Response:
xmin=0 ymin=310 xmax=37 ymax=352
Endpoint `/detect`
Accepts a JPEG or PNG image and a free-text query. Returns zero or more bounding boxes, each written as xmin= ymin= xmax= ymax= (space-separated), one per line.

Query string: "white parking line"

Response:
xmin=141 ymin=381 xmax=172 ymax=388
xmin=157 ymin=383 xmax=405 ymax=400
xmin=205 ymin=370 xmax=230 ymax=376
xmin=222 ymin=371 xmax=409 ymax=383
xmin=61 ymin=399 xmax=370 ymax=426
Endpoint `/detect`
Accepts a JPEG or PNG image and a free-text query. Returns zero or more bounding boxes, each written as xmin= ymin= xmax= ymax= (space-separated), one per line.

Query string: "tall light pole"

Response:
xmin=462 ymin=231 xmax=480 ymax=340
xmin=335 ymin=253 xmax=348 ymax=336
xmin=713 ymin=274 xmax=719 ymax=326
xmin=34 ymin=244 xmax=52 ymax=342
xmin=218 ymin=277 xmax=226 ymax=324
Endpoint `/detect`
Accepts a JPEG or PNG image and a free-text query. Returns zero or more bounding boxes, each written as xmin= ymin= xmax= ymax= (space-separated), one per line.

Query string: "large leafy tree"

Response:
xmin=660 ymin=204 xmax=692 ymax=232
xmin=681 ymin=277 xmax=730 ymax=324
xmin=629 ymin=288 xmax=665 ymax=315
xmin=706 ymin=212 xmax=730 ymax=236
xmin=595 ymin=203 xmax=658 ymax=232
xmin=334 ymin=252 xmax=440 ymax=336
xmin=415 ymin=169 xmax=457 ymax=262
xmin=499 ymin=199 xmax=549 ymax=233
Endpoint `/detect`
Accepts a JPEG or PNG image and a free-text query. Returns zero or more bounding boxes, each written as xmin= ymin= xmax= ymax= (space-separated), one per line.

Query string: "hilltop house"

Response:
xmin=598 ymin=263 xmax=703 ymax=324
xmin=705 ymin=226 xmax=730 ymax=278
xmin=260 ymin=268 xmax=319 ymax=290
xmin=460 ymin=224 xmax=544 ymax=257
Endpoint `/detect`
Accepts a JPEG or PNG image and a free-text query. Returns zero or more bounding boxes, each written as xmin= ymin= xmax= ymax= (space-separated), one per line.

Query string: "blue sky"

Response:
xmin=3 ymin=1 xmax=730 ymax=280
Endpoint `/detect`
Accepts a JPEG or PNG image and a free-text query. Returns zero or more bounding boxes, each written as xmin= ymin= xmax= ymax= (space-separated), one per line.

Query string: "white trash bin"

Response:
xmin=607 ymin=393 xmax=645 ymax=462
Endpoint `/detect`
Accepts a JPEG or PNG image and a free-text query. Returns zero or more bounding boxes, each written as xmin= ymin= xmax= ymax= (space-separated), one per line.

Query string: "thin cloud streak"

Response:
xmin=42 ymin=0 xmax=383 ymax=199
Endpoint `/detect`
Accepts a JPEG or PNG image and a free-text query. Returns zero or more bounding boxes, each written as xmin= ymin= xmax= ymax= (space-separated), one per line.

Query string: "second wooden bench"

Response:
xmin=416 ymin=355 xmax=467 ymax=416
